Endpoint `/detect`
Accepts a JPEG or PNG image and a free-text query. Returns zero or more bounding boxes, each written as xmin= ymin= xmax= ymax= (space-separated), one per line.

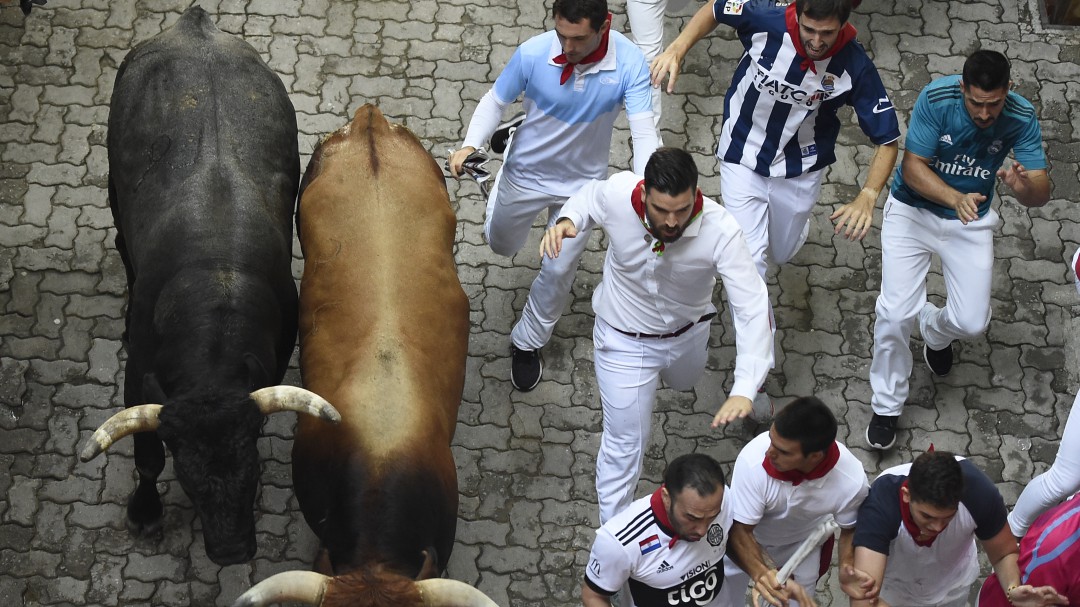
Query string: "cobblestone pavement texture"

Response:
xmin=2 ymin=0 xmax=1080 ymax=605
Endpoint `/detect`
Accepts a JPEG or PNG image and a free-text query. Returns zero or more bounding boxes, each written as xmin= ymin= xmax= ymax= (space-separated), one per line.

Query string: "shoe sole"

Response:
xmin=923 ymin=344 xmax=951 ymax=377
xmin=865 ymin=425 xmax=896 ymax=451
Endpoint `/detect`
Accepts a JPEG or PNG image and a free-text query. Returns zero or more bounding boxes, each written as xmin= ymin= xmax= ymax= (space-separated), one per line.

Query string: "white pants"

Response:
xmin=718 ymin=542 xmax=822 ymax=607
xmin=869 ymin=196 xmax=999 ymax=416
xmin=594 ymin=316 xmax=710 ymax=524
xmin=484 ymin=168 xmax=591 ymax=351
xmin=626 ymin=0 xmax=666 ymax=128
xmin=719 ymin=162 xmax=823 ymax=279
xmin=1008 ymin=390 xmax=1080 ymax=536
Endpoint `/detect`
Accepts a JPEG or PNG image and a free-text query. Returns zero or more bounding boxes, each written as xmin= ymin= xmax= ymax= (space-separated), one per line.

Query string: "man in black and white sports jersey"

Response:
xmin=583 ymin=453 xmax=769 ymax=607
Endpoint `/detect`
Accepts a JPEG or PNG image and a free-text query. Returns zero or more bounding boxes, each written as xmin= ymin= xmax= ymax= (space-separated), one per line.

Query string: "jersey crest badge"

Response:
xmin=821 ymin=75 xmax=835 ymax=92
xmin=707 ymin=524 xmax=724 ymax=546
xmin=989 ymin=139 xmax=1003 ymax=154
xmin=723 ymin=0 xmax=746 ymax=15
xmin=640 ymin=534 xmax=662 ymax=554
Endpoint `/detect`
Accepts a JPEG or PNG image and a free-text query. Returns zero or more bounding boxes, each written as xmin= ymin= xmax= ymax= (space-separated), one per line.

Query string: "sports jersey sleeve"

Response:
xmin=491 ymin=46 xmax=529 ymax=107
xmin=834 ymin=466 xmax=870 ymax=529
xmin=852 ymin=475 xmax=903 ymax=555
xmin=847 ymin=55 xmax=901 ymax=146
xmin=1010 ymin=108 xmax=1047 ymax=170
xmin=585 ymin=528 xmax=633 ymax=595
xmin=904 ymin=85 xmax=943 ymax=160
xmin=712 ymin=0 xmax=755 ymax=29
xmin=959 ymin=460 xmax=1009 ymax=541
xmin=730 ymin=441 xmax=769 ymax=525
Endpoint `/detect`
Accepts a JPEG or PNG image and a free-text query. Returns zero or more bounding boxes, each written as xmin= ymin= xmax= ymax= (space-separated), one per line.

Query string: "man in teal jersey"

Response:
xmin=866 ymin=50 xmax=1050 ymax=450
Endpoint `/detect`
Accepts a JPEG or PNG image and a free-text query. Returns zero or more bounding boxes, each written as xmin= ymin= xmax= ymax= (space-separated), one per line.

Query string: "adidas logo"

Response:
xmin=939 ymin=134 xmax=953 ymax=145
xmin=656 ymin=560 xmax=673 ymax=573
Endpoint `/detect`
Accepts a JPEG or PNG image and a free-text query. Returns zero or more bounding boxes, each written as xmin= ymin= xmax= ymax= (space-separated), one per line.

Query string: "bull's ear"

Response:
xmin=244 ymin=353 xmax=270 ymax=391
xmin=142 ymin=373 xmax=167 ymax=402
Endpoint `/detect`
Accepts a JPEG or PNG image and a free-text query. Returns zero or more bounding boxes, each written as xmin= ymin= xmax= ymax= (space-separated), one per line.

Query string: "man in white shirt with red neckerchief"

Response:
xmin=582 ymin=453 xmax=734 ymax=607
xmin=540 ymin=147 xmax=772 ymax=525
xmin=720 ymin=396 xmax=874 ymax=607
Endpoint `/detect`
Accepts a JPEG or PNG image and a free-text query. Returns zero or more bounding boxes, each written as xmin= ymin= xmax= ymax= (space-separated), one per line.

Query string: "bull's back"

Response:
xmin=293 ymin=105 xmax=468 ymax=572
xmin=107 ymin=6 xmax=299 ymax=275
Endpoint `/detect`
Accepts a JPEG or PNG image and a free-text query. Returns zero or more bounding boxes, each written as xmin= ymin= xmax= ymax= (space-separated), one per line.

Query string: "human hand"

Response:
xmin=829 ymin=189 xmax=876 ymax=240
xmin=948 ymin=192 xmax=985 ymax=225
xmin=711 ymin=395 xmax=752 ymax=428
xmin=650 ymin=49 xmax=684 ymax=94
xmin=539 ymin=219 xmax=578 ymax=259
xmin=447 ymin=146 xmax=477 ymax=178
xmin=1006 ymin=584 xmax=1069 ymax=607
xmin=748 ymin=569 xmax=789 ymax=607
xmin=839 ymin=564 xmax=879 ymax=601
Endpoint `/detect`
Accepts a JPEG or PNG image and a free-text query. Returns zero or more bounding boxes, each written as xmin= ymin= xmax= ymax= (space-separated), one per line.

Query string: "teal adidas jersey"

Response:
xmin=891 ymin=75 xmax=1046 ymax=220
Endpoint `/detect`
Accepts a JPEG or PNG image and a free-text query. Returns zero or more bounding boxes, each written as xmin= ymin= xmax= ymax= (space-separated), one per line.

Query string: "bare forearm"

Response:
xmin=902 ymin=155 xmax=965 ymax=208
xmin=838 ymin=528 xmax=856 ymax=569
xmin=728 ymin=524 xmax=773 ymax=580
xmin=665 ymin=1 xmax=720 ymax=59
xmin=862 ymin=142 xmax=899 ymax=196
xmin=1014 ymin=173 xmax=1051 ymax=207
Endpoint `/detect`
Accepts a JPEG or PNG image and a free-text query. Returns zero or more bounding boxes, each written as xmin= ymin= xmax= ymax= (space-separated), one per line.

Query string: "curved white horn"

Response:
xmin=416 ymin=579 xmax=501 ymax=607
xmin=231 ymin=571 xmax=330 ymax=607
xmin=250 ymin=386 xmax=341 ymax=423
xmin=79 ymin=404 xmax=163 ymax=462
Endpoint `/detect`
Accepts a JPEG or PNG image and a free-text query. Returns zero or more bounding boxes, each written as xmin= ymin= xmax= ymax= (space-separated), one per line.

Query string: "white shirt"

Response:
xmin=729 ymin=432 xmax=868 ymax=548
xmin=558 ymin=171 xmax=773 ymax=398
xmin=586 ymin=490 xmax=735 ymax=607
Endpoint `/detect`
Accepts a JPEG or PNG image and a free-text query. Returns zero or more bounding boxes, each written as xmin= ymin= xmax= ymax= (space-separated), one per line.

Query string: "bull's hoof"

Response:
xmin=126 ymin=485 xmax=163 ymax=538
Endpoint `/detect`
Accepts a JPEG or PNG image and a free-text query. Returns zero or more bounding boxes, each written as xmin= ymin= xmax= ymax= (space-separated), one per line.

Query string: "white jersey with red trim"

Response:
xmin=729 ymin=432 xmax=868 ymax=547
xmin=585 ymin=491 xmax=734 ymax=607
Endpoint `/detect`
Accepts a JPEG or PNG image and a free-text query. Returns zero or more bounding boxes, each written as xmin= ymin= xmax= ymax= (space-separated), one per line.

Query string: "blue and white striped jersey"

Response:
xmin=713 ymin=0 xmax=900 ymax=178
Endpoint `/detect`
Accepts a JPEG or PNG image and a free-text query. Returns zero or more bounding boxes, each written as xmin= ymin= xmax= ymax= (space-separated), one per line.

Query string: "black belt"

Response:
xmin=612 ymin=313 xmax=716 ymax=339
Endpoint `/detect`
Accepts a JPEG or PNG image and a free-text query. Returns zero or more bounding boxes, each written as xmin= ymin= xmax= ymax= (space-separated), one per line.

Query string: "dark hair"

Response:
xmin=772 ymin=396 xmax=837 ymax=456
xmin=907 ymin=451 xmax=964 ymax=509
xmin=552 ymin=0 xmax=608 ymax=31
xmin=643 ymin=147 xmax=698 ymax=197
xmin=795 ymin=0 xmax=852 ymax=25
xmin=664 ymin=453 xmax=726 ymax=499
xmin=962 ymin=50 xmax=1011 ymax=93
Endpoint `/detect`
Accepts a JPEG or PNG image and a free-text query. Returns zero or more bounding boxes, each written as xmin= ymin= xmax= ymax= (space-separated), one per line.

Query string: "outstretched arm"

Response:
xmin=998 ymin=162 xmax=1050 ymax=208
xmin=649 ymin=1 xmax=720 ymax=94
xmin=983 ymin=526 xmax=1068 ymax=607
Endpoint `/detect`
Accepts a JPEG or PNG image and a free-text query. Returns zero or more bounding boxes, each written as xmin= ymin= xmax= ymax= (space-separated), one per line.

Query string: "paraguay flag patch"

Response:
xmin=639 ymin=534 xmax=662 ymax=555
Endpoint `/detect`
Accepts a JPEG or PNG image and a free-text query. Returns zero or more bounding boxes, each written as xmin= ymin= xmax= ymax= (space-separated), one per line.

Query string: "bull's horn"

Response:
xmin=79 ymin=404 xmax=164 ymax=462
xmin=416 ymin=579 xmax=501 ymax=607
xmin=231 ymin=571 xmax=329 ymax=607
xmin=250 ymin=386 xmax=341 ymax=423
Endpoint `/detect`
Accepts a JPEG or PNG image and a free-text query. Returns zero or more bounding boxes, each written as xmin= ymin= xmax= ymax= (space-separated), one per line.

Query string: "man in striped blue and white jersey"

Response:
xmin=865 ymin=50 xmax=1051 ymax=451
xmin=650 ymin=0 xmax=900 ymax=281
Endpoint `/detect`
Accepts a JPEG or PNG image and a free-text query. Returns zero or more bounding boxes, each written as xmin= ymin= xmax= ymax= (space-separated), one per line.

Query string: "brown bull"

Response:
xmin=233 ymin=105 xmax=492 ymax=607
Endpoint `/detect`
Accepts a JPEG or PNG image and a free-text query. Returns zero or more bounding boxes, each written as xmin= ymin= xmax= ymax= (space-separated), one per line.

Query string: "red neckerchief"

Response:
xmin=784 ymin=4 xmax=857 ymax=74
xmin=899 ymin=480 xmax=939 ymax=547
xmin=552 ymin=13 xmax=612 ymax=85
xmin=630 ymin=179 xmax=704 ymax=256
xmin=650 ymin=486 xmax=682 ymax=548
xmin=761 ymin=442 xmax=840 ymax=486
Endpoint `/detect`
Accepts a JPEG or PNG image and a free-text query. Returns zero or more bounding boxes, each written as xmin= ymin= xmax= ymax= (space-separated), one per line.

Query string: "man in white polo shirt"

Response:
xmin=719 ymin=396 xmax=873 ymax=606
xmin=851 ymin=450 xmax=1066 ymax=607
xmin=582 ymin=453 xmax=735 ymax=607
xmin=540 ymin=147 xmax=772 ymax=524
xmin=449 ymin=0 xmax=659 ymax=393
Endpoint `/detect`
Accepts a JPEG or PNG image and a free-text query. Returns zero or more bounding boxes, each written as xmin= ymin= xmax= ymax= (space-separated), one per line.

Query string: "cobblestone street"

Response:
xmin=2 ymin=0 xmax=1080 ymax=605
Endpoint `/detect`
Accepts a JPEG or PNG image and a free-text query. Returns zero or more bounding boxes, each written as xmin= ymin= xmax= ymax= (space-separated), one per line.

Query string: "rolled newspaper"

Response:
xmin=754 ymin=515 xmax=840 ymax=606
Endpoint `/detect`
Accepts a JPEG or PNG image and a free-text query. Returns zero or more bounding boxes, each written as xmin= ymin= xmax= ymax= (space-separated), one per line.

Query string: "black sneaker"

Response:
xmin=510 ymin=345 xmax=543 ymax=392
xmin=489 ymin=112 xmax=525 ymax=155
xmin=866 ymin=413 xmax=898 ymax=450
xmin=923 ymin=343 xmax=953 ymax=377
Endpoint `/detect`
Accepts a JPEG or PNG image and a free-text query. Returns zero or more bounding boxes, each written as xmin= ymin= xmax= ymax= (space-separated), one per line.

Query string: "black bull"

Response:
xmin=83 ymin=6 xmax=337 ymax=566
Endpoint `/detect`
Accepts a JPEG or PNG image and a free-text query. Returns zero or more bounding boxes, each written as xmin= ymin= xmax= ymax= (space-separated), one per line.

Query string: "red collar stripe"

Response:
xmin=631 ymin=179 xmax=704 ymax=256
xmin=552 ymin=13 xmax=612 ymax=85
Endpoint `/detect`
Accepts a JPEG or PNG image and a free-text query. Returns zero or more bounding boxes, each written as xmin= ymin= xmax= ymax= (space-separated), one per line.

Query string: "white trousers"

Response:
xmin=718 ymin=542 xmax=822 ymax=607
xmin=719 ymin=162 xmax=823 ymax=279
xmin=484 ymin=167 xmax=591 ymax=351
xmin=594 ymin=316 xmax=710 ymax=524
xmin=869 ymin=196 xmax=999 ymax=416
xmin=1008 ymin=390 xmax=1080 ymax=536
xmin=626 ymin=0 xmax=666 ymax=128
